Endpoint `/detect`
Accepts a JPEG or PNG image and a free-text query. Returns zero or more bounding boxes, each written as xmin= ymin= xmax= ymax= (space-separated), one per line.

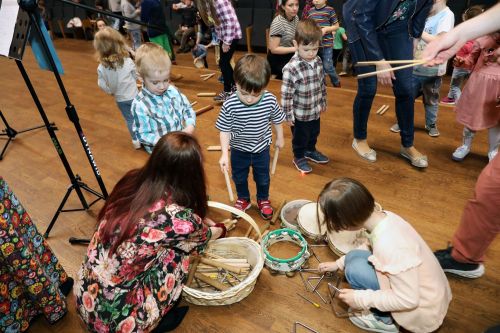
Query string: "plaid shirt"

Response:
xmin=213 ymin=0 xmax=242 ymax=45
xmin=281 ymin=54 xmax=327 ymax=122
xmin=132 ymin=85 xmax=195 ymax=153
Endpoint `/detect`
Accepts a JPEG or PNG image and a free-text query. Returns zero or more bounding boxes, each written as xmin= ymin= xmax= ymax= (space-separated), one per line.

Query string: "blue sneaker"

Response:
xmin=304 ymin=150 xmax=329 ymax=164
xmin=293 ymin=158 xmax=312 ymax=174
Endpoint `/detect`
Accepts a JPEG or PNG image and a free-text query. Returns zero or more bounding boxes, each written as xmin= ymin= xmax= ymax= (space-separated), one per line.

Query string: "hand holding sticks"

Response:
xmin=356 ymin=59 xmax=426 ymax=80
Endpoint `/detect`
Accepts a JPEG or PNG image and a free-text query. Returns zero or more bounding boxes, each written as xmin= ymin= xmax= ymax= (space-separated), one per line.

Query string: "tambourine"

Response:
xmin=261 ymin=228 xmax=310 ymax=276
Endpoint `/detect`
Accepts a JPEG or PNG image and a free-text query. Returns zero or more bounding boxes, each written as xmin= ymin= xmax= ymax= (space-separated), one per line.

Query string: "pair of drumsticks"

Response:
xmin=355 ymin=59 xmax=426 ymax=79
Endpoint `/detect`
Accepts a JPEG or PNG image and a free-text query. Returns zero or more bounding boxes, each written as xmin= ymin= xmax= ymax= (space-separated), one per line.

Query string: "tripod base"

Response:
xmin=44 ymin=176 xmax=104 ymax=239
xmin=0 ymin=110 xmax=56 ymax=160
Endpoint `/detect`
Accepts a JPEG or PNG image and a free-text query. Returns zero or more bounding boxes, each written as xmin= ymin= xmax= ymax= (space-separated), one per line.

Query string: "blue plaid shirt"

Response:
xmin=132 ymin=85 xmax=196 ymax=153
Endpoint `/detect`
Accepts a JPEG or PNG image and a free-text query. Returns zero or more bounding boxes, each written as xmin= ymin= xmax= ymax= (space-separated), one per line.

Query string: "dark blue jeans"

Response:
xmin=318 ymin=47 xmax=340 ymax=86
xmin=230 ymin=148 xmax=270 ymax=201
xmin=350 ymin=19 xmax=415 ymax=148
xmin=291 ymin=118 xmax=321 ymax=159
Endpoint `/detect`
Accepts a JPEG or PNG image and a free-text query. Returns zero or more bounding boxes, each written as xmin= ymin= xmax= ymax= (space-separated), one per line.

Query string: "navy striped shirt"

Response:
xmin=215 ymin=91 xmax=285 ymax=153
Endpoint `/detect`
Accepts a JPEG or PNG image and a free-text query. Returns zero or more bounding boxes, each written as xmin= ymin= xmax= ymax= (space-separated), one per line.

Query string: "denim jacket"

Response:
xmin=343 ymin=0 xmax=432 ymax=61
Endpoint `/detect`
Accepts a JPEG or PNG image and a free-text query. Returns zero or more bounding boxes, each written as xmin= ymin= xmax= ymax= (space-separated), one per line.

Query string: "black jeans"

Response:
xmin=219 ymin=40 xmax=239 ymax=92
xmin=291 ymin=118 xmax=321 ymax=159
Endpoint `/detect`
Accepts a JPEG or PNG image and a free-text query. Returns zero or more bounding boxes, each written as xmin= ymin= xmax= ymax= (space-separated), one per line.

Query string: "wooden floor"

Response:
xmin=1 ymin=39 xmax=499 ymax=333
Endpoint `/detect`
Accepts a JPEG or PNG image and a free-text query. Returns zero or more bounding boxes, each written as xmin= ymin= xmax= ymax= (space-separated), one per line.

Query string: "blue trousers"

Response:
xmin=230 ymin=148 xmax=270 ymax=201
xmin=447 ymin=67 xmax=471 ymax=101
xmin=318 ymin=47 xmax=340 ymax=86
xmin=412 ymin=75 xmax=442 ymax=127
xmin=116 ymin=100 xmax=137 ymax=141
xmin=349 ymin=20 xmax=415 ymax=148
xmin=345 ymin=250 xmax=393 ymax=324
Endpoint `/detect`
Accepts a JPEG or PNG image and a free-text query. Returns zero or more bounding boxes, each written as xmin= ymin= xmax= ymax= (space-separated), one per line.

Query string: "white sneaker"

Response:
xmin=132 ymin=140 xmax=141 ymax=149
xmin=390 ymin=124 xmax=400 ymax=133
xmin=488 ymin=148 xmax=498 ymax=162
xmin=452 ymin=145 xmax=470 ymax=161
xmin=349 ymin=311 xmax=399 ymax=333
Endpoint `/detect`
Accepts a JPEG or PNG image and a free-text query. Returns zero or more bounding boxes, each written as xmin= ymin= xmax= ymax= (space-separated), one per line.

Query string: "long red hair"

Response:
xmin=97 ymin=132 xmax=208 ymax=254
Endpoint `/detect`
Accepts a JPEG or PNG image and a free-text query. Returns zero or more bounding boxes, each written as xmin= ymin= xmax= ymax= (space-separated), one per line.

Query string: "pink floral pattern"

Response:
xmin=75 ymin=203 xmax=210 ymax=332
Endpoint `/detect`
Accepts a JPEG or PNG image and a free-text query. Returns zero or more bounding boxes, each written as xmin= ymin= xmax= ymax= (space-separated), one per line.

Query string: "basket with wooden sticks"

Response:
xmin=182 ymin=201 xmax=264 ymax=305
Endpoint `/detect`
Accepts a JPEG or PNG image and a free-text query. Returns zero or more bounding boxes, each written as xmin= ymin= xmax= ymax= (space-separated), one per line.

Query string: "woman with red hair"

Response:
xmin=75 ymin=132 xmax=225 ymax=333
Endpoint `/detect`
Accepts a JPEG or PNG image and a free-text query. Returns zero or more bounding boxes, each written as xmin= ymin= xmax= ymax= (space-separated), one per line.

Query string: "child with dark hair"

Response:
xmin=317 ymin=178 xmax=452 ymax=333
xmin=282 ymin=19 xmax=328 ymax=174
xmin=75 ymin=132 xmax=226 ymax=333
xmin=216 ymin=54 xmax=285 ymax=220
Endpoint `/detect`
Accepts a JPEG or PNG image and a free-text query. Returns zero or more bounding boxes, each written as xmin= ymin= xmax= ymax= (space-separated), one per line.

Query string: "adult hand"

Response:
xmin=222 ymin=43 xmax=230 ymax=53
xmin=376 ymin=63 xmax=395 ymax=86
xmin=338 ymin=289 xmax=362 ymax=310
xmin=219 ymin=154 xmax=229 ymax=172
xmin=318 ymin=261 xmax=338 ymax=272
xmin=422 ymin=32 xmax=465 ymax=66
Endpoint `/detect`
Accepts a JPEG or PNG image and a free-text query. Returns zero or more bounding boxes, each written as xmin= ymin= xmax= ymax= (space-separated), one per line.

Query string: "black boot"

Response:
xmin=151 ymin=306 xmax=189 ymax=332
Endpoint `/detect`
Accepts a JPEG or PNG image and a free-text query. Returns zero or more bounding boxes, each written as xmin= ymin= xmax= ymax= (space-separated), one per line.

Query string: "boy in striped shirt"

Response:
xmin=305 ymin=0 xmax=340 ymax=87
xmin=216 ymin=55 xmax=285 ymax=220
xmin=282 ymin=19 xmax=329 ymax=174
xmin=132 ymin=43 xmax=196 ymax=153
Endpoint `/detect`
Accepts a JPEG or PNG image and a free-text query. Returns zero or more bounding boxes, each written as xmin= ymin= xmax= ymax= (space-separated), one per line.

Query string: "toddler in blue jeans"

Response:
xmin=216 ymin=55 xmax=285 ymax=220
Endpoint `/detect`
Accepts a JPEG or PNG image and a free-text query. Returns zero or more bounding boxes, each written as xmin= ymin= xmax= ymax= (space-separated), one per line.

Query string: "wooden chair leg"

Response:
xmin=57 ymin=20 xmax=66 ymax=39
xmin=246 ymin=26 xmax=253 ymax=54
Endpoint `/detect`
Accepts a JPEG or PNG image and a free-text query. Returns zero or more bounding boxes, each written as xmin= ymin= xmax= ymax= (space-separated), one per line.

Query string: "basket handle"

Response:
xmin=208 ymin=201 xmax=262 ymax=240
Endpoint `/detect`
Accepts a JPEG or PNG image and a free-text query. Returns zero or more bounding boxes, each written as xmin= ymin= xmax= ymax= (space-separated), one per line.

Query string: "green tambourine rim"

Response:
xmin=262 ymin=228 xmax=307 ymax=263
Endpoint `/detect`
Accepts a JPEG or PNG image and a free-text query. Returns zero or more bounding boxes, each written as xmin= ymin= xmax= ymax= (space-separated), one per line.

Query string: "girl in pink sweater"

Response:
xmin=317 ymin=178 xmax=452 ymax=333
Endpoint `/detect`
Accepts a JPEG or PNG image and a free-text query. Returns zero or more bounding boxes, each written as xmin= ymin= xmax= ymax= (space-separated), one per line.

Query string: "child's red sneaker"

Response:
xmin=232 ymin=198 xmax=251 ymax=218
xmin=257 ymin=199 xmax=273 ymax=220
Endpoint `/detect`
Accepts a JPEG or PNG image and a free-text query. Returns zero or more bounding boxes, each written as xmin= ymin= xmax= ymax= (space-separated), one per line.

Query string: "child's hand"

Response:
xmin=287 ymin=120 xmax=294 ymax=127
xmin=275 ymin=136 xmax=285 ymax=149
xmin=222 ymin=43 xmax=230 ymax=53
xmin=318 ymin=261 xmax=338 ymax=272
xmin=219 ymin=155 xmax=229 ymax=172
xmin=453 ymin=56 xmax=465 ymax=67
xmin=203 ymin=217 xmax=216 ymax=227
xmin=321 ymin=27 xmax=328 ymax=36
xmin=183 ymin=125 xmax=195 ymax=134
xmin=338 ymin=289 xmax=361 ymax=309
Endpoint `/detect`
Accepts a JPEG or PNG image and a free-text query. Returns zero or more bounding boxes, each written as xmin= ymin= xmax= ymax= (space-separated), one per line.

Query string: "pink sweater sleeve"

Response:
xmin=352 ymin=267 xmax=421 ymax=312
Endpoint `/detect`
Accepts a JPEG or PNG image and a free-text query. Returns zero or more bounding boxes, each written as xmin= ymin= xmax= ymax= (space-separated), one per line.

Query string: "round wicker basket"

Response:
xmin=182 ymin=237 xmax=264 ymax=305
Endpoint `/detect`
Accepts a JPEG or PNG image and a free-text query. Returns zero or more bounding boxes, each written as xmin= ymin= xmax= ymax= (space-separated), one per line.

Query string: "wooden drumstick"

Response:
xmin=223 ymin=168 xmax=234 ymax=202
xmin=258 ymin=230 xmax=270 ymax=243
xmin=197 ymin=92 xmax=217 ymax=97
xmin=253 ymin=222 xmax=270 ymax=241
xmin=194 ymin=272 xmax=229 ymax=291
xmin=190 ymin=101 xmax=198 ymax=107
xmin=201 ymin=73 xmax=216 ymax=81
xmin=379 ymin=105 xmax=390 ymax=115
xmin=375 ymin=105 xmax=386 ymax=114
xmin=244 ymin=225 xmax=253 ymax=238
xmin=186 ymin=257 xmax=200 ymax=287
xmin=200 ymin=257 xmax=242 ymax=274
xmin=271 ymin=146 xmax=280 ymax=175
xmin=195 ymin=105 xmax=214 ymax=116
xmin=271 ymin=199 xmax=286 ymax=225
xmin=207 ymin=145 xmax=222 ymax=151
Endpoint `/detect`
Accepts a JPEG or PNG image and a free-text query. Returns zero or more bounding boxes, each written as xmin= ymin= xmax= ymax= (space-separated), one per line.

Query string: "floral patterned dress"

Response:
xmin=0 ymin=177 xmax=69 ymax=333
xmin=75 ymin=199 xmax=211 ymax=333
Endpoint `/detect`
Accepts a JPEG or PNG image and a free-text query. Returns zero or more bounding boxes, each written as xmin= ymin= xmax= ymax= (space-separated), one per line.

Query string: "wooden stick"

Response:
xmin=375 ymin=105 xmax=386 ymax=114
xmin=199 ymin=257 xmax=242 ymax=274
xmin=244 ymin=225 xmax=253 ymax=238
xmin=201 ymin=73 xmax=216 ymax=81
xmin=190 ymin=101 xmax=198 ymax=107
xmin=197 ymin=92 xmax=217 ymax=97
xmin=271 ymin=199 xmax=286 ymax=225
xmin=355 ymin=59 xmax=423 ymax=66
xmin=379 ymin=105 xmax=390 ymax=115
xmin=186 ymin=257 xmax=200 ymax=287
xmin=271 ymin=146 xmax=280 ymax=175
xmin=258 ymin=230 xmax=270 ymax=243
xmin=223 ymin=168 xmax=234 ymax=202
xmin=207 ymin=145 xmax=221 ymax=151
xmin=195 ymin=105 xmax=214 ymax=116
xmin=194 ymin=272 xmax=229 ymax=291
xmin=356 ymin=60 xmax=426 ymax=80
xmin=253 ymin=222 xmax=270 ymax=241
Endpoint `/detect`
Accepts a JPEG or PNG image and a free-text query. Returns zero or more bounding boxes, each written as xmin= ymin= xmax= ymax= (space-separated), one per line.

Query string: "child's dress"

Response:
xmin=455 ymin=33 xmax=500 ymax=131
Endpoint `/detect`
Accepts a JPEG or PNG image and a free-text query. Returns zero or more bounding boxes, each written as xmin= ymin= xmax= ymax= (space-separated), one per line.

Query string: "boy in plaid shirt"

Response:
xmin=282 ymin=19 xmax=328 ymax=174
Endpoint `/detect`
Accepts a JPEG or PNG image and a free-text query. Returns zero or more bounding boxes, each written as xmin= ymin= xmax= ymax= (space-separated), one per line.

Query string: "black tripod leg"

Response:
xmin=44 ymin=184 xmax=75 ymax=238
xmin=0 ymin=138 xmax=13 ymax=160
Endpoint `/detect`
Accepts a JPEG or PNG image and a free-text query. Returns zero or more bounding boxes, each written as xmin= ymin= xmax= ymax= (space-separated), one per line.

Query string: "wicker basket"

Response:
xmin=182 ymin=237 xmax=264 ymax=305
